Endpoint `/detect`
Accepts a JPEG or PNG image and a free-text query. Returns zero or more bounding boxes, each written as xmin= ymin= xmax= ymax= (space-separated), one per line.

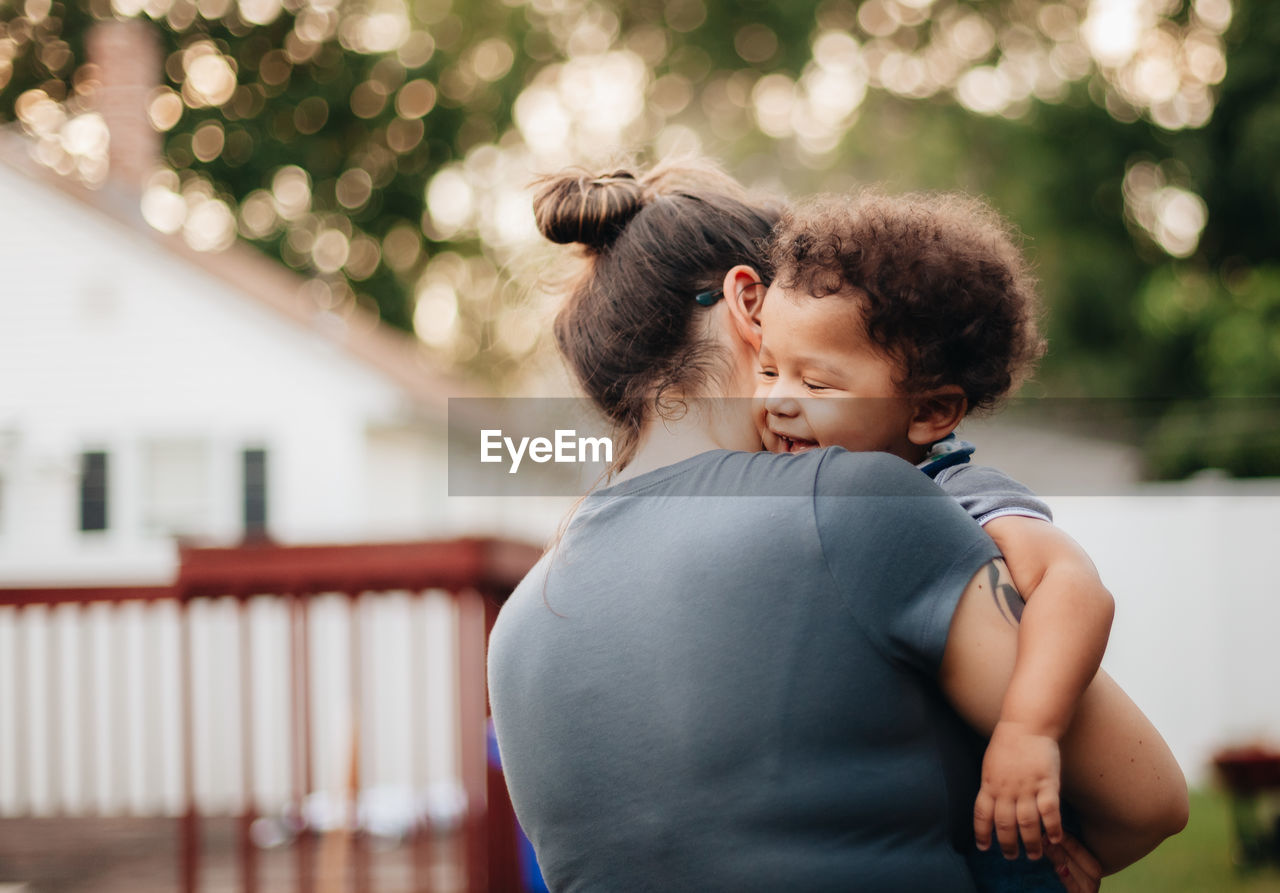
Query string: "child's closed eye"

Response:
xmin=804 ymin=380 xmax=832 ymax=392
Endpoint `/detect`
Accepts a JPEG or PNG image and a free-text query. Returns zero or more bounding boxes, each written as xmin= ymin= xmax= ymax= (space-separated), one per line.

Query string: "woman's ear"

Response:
xmin=908 ymin=387 xmax=968 ymax=446
xmin=722 ymin=264 xmax=767 ymax=351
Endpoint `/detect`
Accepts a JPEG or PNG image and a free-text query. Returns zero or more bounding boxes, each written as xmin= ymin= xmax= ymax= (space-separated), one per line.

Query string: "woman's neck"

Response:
xmin=612 ymin=398 xmax=759 ymax=483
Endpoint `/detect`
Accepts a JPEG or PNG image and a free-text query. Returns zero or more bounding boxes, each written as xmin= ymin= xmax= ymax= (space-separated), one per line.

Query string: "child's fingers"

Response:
xmin=1038 ymin=788 xmax=1064 ymax=844
xmin=1016 ymin=796 xmax=1043 ymax=859
xmin=994 ymin=798 xmax=1021 ymax=859
xmin=973 ymin=789 xmax=995 ymax=850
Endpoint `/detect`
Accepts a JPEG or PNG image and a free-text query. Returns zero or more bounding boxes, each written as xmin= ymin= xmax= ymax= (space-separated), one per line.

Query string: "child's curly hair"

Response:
xmin=767 ymin=190 xmax=1046 ymax=413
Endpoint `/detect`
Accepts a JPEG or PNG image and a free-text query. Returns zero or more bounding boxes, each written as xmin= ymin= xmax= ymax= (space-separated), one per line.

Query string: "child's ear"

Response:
xmin=908 ymin=387 xmax=967 ymax=446
xmin=722 ymin=265 xmax=766 ymax=351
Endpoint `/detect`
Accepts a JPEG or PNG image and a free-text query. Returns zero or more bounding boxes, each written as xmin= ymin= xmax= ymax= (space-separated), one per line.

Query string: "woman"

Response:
xmin=487 ymin=160 xmax=1187 ymax=892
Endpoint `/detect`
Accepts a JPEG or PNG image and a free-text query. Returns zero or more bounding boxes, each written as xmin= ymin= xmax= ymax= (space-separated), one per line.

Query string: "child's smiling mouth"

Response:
xmin=773 ymin=432 xmax=819 ymax=453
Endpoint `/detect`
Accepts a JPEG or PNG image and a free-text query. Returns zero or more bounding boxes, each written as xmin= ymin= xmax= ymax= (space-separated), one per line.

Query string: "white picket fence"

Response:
xmin=0 ymin=590 xmax=469 ymax=822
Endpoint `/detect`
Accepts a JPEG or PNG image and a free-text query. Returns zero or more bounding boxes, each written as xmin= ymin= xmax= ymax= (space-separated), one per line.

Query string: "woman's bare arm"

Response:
xmin=938 ymin=559 xmax=1189 ymax=873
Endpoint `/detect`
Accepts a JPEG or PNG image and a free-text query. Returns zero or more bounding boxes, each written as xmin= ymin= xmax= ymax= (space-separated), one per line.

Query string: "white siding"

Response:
xmin=0 ymin=162 xmax=469 ymax=583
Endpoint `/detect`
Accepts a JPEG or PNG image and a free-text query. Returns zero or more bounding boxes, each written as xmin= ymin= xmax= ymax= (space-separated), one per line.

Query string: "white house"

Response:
xmin=0 ymin=126 xmax=564 ymax=588
xmin=0 ymin=20 xmax=568 ymax=589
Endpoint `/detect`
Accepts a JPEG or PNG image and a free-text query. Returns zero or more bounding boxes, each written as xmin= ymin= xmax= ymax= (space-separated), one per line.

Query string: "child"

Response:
xmin=754 ymin=190 xmax=1116 ymax=875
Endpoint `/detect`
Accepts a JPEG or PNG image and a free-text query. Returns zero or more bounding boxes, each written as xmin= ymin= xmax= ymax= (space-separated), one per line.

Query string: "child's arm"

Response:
xmin=972 ymin=516 xmax=1116 ymax=862
xmin=942 ymin=560 xmax=1187 ymax=876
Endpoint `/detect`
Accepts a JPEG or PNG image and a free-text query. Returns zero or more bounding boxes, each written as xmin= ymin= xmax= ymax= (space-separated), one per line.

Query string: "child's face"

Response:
xmin=755 ymin=286 xmax=921 ymax=462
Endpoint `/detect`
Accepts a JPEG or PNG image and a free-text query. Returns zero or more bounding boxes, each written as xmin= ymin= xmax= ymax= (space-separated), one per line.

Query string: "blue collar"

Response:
xmin=917 ymin=434 xmax=975 ymax=478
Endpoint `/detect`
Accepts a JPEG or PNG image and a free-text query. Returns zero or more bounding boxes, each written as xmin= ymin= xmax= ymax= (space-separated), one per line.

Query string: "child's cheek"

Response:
xmin=750 ymin=394 xmax=774 ymax=447
xmin=751 ymin=396 xmax=767 ymax=431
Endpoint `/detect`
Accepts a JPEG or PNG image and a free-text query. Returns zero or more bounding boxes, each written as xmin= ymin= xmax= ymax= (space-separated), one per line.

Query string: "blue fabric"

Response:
xmin=966 ymin=804 xmax=1081 ymax=892
xmin=918 ymin=433 xmax=977 ymax=476
xmin=967 ymin=846 xmax=1065 ymax=892
xmin=489 ymin=720 xmax=550 ymax=893
xmin=518 ymin=824 xmax=551 ymax=893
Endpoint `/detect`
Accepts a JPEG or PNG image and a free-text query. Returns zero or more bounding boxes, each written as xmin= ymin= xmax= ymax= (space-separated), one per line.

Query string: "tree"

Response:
xmin=3 ymin=0 xmax=1275 ymax=475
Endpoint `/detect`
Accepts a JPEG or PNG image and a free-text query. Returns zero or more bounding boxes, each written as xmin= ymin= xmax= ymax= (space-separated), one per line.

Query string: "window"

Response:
xmin=79 ymin=451 xmax=109 ymax=532
xmin=142 ymin=440 xmax=211 ymax=537
xmin=242 ymin=448 xmax=268 ymax=537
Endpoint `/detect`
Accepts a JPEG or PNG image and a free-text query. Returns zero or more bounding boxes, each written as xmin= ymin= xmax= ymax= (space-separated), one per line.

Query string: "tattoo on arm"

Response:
xmin=986 ymin=561 xmax=1024 ymax=626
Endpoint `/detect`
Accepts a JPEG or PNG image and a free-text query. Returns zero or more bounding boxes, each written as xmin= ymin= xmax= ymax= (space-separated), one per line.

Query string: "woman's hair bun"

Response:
xmin=533 ymin=169 xmax=645 ymax=250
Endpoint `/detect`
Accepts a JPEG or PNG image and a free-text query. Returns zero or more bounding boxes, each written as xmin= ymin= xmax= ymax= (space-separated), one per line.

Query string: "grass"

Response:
xmin=1106 ymin=789 xmax=1280 ymax=892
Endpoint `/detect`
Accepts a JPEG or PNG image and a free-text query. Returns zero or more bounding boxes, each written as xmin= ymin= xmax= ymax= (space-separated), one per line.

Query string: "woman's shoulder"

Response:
xmin=809 ymin=448 xmax=988 ymax=561
xmin=700 ymin=447 xmax=893 ymax=497
xmin=580 ymin=448 xmax=947 ymax=502
xmin=588 ymin=448 xmax=833 ymax=498
xmin=811 ymin=447 xmax=948 ymax=497
xmin=682 ymin=447 xmax=942 ymax=498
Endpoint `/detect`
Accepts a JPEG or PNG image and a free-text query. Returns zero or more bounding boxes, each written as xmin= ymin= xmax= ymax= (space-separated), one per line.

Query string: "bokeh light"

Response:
xmin=182 ymin=42 xmax=237 ymax=108
xmin=1123 ymin=160 xmax=1210 ymax=258
xmin=734 ymin=24 xmax=778 ymax=64
xmin=293 ymin=96 xmax=328 ymax=135
xmin=350 ymin=80 xmax=389 ymax=119
xmin=425 ymin=167 xmax=474 ymax=237
xmin=238 ymin=0 xmax=282 ymax=27
xmin=470 ymin=37 xmax=514 ymax=82
xmin=148 ymin=87 xmax=184 ymax=131
xmin=386 ymin=115 xmax=424 ymax=153
xmin=191 ymin=120 xmax=225 ymax=161
xmin=61 ymin=112 xmax=109 ymax=159
xmin=0 ymin=0 xmax=1255 ymax=402
xmin=344 ymin=233 xmax=382 ymax=280
xmin=395 ymin=79 xmax=436 ymax=118
xmin=238 ymin=188 xmax=279 ymax=239
xmin=271 ymin=165 xmax=312 ymax=220
xmin=311 ymin=227 xmax=351 ymax=273
xmin=336 ymin=168 xmax=374 ymax=210
xmin=142 ymin=170 xmax=187 ymax=234
xmin=413 ymin=281 xmax=459 ymax=347
xmin=182 ymin=193 xmax=237 ymax=252
xmin=382 ymin=223 xmax=421 ymax=273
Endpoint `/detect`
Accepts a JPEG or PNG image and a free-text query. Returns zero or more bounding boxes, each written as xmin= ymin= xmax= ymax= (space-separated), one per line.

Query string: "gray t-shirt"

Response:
xmin=929 ymin=460 xmax=1052 ymax=527
xmin=488 ymin=447 xmax=1000 ymax=892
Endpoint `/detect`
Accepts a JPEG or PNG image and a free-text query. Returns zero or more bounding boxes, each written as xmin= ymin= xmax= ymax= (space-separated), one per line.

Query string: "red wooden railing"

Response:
xmin=0 ymin=536 xmax=541 ymax=893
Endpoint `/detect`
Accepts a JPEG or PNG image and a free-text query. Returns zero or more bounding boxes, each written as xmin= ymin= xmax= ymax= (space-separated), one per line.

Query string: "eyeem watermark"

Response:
xmin=481 ymin=429 xmax=613 ymax=474
xmin=450 ymin=399 xmax=616 ymax=495
xmin=449 ymin=396 xmax=1280 ymax=497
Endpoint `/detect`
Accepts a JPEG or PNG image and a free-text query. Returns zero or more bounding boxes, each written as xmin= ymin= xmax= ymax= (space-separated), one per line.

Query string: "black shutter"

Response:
xmin=79 ymin=451 xmax=109 ymax=532
xmin=242 ymin=448 xmax=268 ymax=537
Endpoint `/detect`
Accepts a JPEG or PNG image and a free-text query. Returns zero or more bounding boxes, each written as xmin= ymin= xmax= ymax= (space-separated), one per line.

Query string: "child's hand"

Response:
xmin=974 ymin=719 xmax=1063 ymax=861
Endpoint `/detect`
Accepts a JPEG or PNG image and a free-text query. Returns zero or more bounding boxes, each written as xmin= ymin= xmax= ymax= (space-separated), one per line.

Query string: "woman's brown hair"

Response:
xmin=533 ymin=159 xmax=781 ymax=471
